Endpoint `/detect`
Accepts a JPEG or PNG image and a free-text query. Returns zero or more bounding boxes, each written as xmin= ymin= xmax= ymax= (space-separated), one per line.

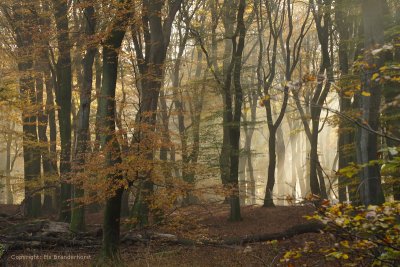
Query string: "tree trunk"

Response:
xmin=305 ymin=0 xmax=333 ymax=199
xmin=98 ymin=2 xmax=132 ymax=257
xmin=5 ymin=122 xmax=14 ymax=205
xmin=70 ymin=1 xmax=97 ymax=232
xmin=335 ymin=0 xmax=356 ymax=203
xmin=264 ymin=127 xmax=277 ymax=207
xmin=129 ymin=0 xmax=182 ymax=225
xmin=227 ymin=0 xmax=246 ymax=222
xmin=383 ymin=37 xmax=400 ymax=200
xmin=36 ymin=72 xmax=55 ymax=213
xmin=52 ymin=0 xmax=72 ymax=222
xmin=44 ymin=69 xmax=59 ymax=210
xmin=219 ymin=0 xmax=236 ymax=189
xmin=11 ymin=2 xmax=42 ymax=217
xmin=355 ymin=0 xmax=385 ymax=206
xmin=94 ymin=52 xmax=102 ymax=152
xmin=276 ymin=126 xmax=286 ymax=205
xmin=99 ymin=41 xmax=124 ymax=261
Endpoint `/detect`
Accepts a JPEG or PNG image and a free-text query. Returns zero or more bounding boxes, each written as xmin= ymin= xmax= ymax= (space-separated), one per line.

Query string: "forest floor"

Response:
xmin=0 ymin=203 xmax=339 ymax=266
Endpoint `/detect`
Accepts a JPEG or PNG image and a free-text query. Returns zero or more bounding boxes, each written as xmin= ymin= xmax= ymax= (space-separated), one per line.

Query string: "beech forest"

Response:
xmin=0 ymin=0 xmax=399 ymax=266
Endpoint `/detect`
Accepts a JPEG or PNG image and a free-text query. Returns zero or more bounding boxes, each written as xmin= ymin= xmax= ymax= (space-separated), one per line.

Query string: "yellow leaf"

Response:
xmin=361 ymin=91 xmax=371 ymax=97
xmin=340 ymin=240 xmax=350 ymax=248
xmin=344 ymin=91 xmax=354 ymax=97
xmin=379 ymin=66 xmax=388 ymax=72
xmin=354 ymin=214 xmax=364 ymax=221
xmin=371 ymin=73 xmax=380 ymax=80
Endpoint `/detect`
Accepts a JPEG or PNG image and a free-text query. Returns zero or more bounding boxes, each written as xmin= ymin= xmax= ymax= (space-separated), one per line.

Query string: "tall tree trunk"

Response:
xmin=10 ymin=2 xmax=42 ymax=217
xmin=70 ymin=2 xmax=97 ymax=232
xmin=356 ymin=0 xmax=385 ymax=206
xmin=94 ymin=52 xmax=102 ymax=152
xmin=307 ymin=0 xmax=332 ymax=199
xmin=88 ymin=52 xmax=102 ymax=214
xmin=219 ymin=0 xmax=236 ymax=189
xmin=44 ymin=69 xmax=59 ymax=210
xmin=98 ymin=1 xmax=132 ymax=259
xmin=239 ymin=91 xmax=256 ymax=204
xmin=36 ymin=71 xmax=55 ymax=213
xmin=129 ymin=0 xmax=182 ymax=226
xmin=335 ymin=0 xmax=355 ymax=203
xmin=227 ymin=0 xmax=246 ymax=221
xmin=288 ymin=120 xmax=299 ymax=198
xmin=22 ymin=75 xmax=41 ymax=217
xmin=52 ymin=0 xmax=73 ymax=222
xmin=263 ymin=0 xmax=310 ymax=206
xmin=383 ymin=39 xmax=400 ymax=200
xmin=118 ymin=65 xmax=130 ymax=218
xmin=5 ymin=122 xmax=15 ymax=204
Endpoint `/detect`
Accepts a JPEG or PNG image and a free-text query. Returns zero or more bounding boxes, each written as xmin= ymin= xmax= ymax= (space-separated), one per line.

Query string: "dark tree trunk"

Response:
xmin=304 ymin=0 xmax=333 ymax=199
xmin=227 ymin=0 xmax=246 ymax=221
xmin=98 ymin=2 xmax=132 ymax=258
xmin=219 ymin=0 xmax=235 ymax=189
xmin=52 ymin=0 xmax=73 ymax=222
xmin=70 ymin=1 xmax=97 ymax=232
xmin=309 ymin=120 xmax=323 ymax=197
xmin=355 ymin=0 xmax=385 ymax=206
xmin=129 ymin=0 xmax=182 ymax=226
xmin=262 ymin=0 xmax=310 ymax=206
xmin=99 ymin=40 xmax=124 ymax=261
xmin=335 ymin=0 xmax=356 ymax=203
xmin=264 ymin=128 xmax=277 ymax=207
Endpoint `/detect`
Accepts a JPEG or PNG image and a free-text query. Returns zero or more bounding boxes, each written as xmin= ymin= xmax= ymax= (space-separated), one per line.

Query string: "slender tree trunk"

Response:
xmin=36 ymin=71 xmax=55 ymax=213
xmin=262 ymin=0 xmax=309 ymax=206
xmin=289 ymin=124 xmax=298 ymax=198
xmin=302 ymin=0 xmax=333 ymax=199
xmin=276 ymin=126 xmax=286 ymax=205
xmin=5 ymin=122 xmax=14 ymax=204
xmin=264 ymin=127 xmax=277 ymax=207
xmin=70 ymin=1 xmax=97 ymax=232
xmin=44 ymin=69 xmax=59 ymax=210
xmin=94 ymin=52 xmax=102 ymax=152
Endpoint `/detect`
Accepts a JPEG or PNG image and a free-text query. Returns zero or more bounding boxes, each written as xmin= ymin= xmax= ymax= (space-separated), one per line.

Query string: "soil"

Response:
xmin=0 ymin=203 xmax=338 ymax=267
